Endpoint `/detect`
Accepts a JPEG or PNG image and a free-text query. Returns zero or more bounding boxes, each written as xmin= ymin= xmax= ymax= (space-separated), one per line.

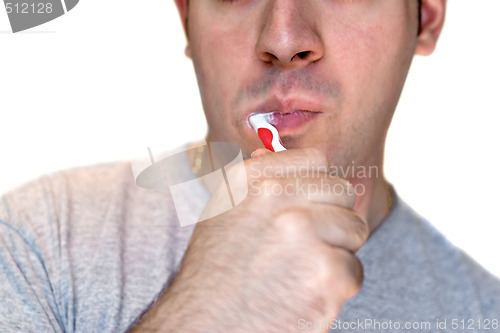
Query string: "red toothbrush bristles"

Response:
xmin=257 ymin=128 xmax=275 ymax=152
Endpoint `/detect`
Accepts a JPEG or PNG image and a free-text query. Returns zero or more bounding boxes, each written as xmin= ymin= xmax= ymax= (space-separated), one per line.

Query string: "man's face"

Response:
xmin=183 ymin=0 xmax=421 ymax=168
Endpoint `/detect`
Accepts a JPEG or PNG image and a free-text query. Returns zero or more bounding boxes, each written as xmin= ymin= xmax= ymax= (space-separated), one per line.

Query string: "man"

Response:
xmin=1 ymin=0 xmax=499 ymax=332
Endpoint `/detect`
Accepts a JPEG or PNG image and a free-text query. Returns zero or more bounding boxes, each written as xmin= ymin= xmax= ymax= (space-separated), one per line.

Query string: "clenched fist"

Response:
xmin=136 ymin=148 xmax=369 ymax=333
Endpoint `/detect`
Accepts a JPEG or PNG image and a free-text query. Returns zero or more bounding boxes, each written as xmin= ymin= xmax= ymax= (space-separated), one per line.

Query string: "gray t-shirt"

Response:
xmin=0 ymin=160 xmax=499 ymax=333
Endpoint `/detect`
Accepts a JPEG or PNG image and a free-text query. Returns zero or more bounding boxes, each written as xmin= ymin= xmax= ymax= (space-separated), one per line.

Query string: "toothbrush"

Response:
xmin=249 ymin=113 xmax=287 ymax=152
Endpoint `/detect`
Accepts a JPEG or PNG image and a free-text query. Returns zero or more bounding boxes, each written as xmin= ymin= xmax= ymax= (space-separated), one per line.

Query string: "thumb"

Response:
xmin=251 ymin=148 xmax=273 ymax=158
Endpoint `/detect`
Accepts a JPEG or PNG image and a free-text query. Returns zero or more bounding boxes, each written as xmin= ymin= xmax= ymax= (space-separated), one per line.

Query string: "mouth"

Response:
xmin=265 ymin=110 xmax=320 ymax=134
xmin=248 ymin=110 xmax=321 ymax=137
xmin=247 ymin=98 xmax=323 ymax=136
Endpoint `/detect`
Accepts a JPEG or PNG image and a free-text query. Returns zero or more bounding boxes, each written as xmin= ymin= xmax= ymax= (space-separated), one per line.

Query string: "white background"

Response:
xmin=1 ymin=1 xmax=499 ymax=276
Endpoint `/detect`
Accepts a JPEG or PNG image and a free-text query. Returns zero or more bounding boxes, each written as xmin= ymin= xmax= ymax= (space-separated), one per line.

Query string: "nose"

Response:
xmin=256 ymin=0 xmax=324 ymax=69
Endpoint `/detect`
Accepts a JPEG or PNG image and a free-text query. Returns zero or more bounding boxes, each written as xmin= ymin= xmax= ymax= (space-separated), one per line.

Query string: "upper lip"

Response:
xmin=247 ymin=96 xmax=323 ymax=120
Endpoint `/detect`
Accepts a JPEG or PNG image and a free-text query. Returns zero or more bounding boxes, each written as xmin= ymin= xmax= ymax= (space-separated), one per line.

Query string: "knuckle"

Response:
xmin=273 ymin=208 xmax=313 ymax=240
xmin=345 ymin=256 xmax=364 ymax=298
xmin=323 ymin=250 xmax=364 ymax=301
xmin=312 ymin=249 xmax=336 ymax=283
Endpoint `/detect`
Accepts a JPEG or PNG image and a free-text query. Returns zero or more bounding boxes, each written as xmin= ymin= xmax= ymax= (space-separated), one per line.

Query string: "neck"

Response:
xmin=344 ymin=145 xmax=392 ymax=233
xmin=352 ymin=174 xmax=392 ymax=233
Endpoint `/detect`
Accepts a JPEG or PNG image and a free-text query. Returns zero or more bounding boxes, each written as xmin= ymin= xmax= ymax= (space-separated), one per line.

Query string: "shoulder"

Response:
xmin=1 ymin=162 xmax=133 ymax=225
xmin=0 ymin=161 xmax=176 ymax=245
xmin=355 ymin=192 xmax=500 ymax=319
xmin=396 ymin=196 xmax=500 ymax=315
xmin=0 ymin=161 xmax=194 ymax=333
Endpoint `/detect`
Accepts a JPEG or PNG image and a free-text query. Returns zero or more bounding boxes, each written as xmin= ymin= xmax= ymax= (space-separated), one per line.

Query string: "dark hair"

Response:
xmin=418 ymin=0 xmax=423 ymax=35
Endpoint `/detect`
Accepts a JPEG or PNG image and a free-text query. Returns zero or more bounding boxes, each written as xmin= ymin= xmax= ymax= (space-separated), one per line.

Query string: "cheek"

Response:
xmin=336 ymin=24 xmax=411 ymax=86
xmin=329 ymin=11 xmax=415 ymax=114
xmin=191 ymin=18 xmax=248 ymax=91
xmin=323 ymin=13 xmax=415 ymax=160
xmin=190 ymin=25 xmax=252 ymax=123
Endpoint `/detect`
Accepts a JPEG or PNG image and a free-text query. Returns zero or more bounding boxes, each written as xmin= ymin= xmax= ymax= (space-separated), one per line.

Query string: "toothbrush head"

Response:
xmin=249 ymin=113 xmax=286 ymax=152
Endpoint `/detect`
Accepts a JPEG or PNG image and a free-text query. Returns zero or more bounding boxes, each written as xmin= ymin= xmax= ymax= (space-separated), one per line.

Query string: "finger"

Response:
xmin=251 ymin=148 xmax=272 ymax=158
xmin=271 ymin=205 xmax=369 ymax=253
xmin=271 ymin=209 xmax=364 ymax=313
xmin=321 ymin=246 xmax=364 ymax=306
xmin=247 ymin=148 xmax=330 ymax=178
xmin=249 ymin=174 xmax=356 ymax=210
xmin=311 ymin=204 xmax=369 ymax=253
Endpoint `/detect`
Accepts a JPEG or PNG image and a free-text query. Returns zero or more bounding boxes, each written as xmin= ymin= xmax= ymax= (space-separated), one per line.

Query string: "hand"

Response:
xmin=161 ymin=148 xmax=369 ymax=332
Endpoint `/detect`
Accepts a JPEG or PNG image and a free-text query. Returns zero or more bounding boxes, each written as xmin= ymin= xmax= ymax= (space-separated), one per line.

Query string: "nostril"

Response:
xmin=261 ymin=52 xmax=279 ymax=63
xmin=293 ymin=51 xmax=311 ymax=61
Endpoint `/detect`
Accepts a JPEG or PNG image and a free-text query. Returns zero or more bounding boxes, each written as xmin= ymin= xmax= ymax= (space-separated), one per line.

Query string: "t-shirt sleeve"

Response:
xmin=0 ymin=219 xmax=63 ymax=332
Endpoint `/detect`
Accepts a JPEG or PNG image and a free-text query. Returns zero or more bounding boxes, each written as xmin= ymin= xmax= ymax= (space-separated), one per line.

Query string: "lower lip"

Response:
xmin=268 ymin=110 xmax=320 ymax=134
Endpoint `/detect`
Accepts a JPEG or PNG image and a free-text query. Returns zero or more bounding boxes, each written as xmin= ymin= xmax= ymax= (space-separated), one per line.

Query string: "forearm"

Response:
xmin=127 ymin=271 xmax=237 ymax=333
xmin=128 ymin=282 xmax=197 ymax=332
